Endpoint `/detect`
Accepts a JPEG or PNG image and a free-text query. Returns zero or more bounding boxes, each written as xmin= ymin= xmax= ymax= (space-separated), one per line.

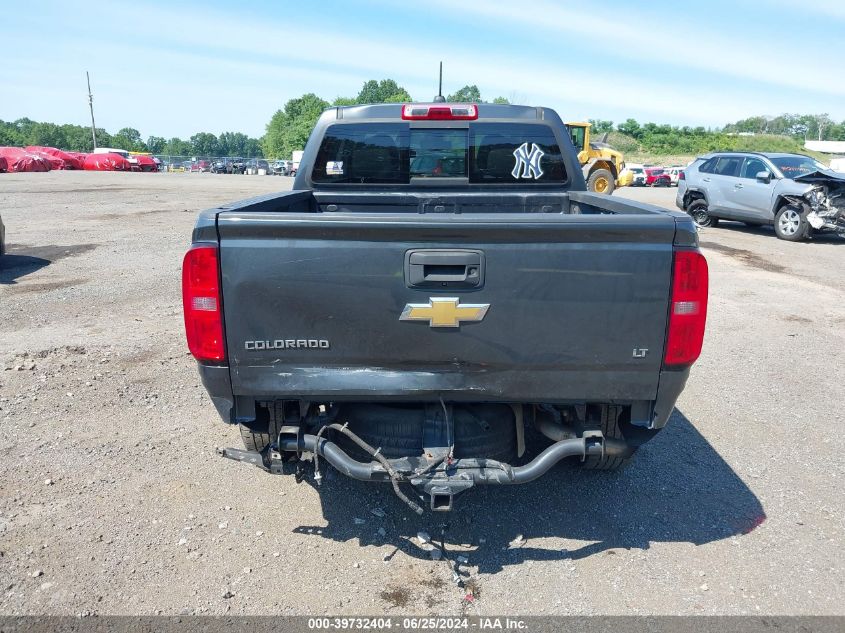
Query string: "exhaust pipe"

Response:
xmin=212 ymin=419 xmax=637 ymax=513
xmin=279 ymin=432 xmax=631 ymax=486
xmin=534 ymin=414 xmax=576 ymax=442
xmin=279 ymin=434 xmax=382 ymax=481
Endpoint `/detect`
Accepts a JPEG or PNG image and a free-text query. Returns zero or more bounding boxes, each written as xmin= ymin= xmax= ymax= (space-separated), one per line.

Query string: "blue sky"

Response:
xmin=3 ymin=0 xmax=844 ymax=139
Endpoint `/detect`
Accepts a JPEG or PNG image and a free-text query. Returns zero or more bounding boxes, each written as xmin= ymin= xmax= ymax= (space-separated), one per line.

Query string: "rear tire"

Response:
xmin=238 ymin=401 xmax=283 ymax=452
xmin=587 ymin=169 xmax=615 ymax=195
xmin=774 ymin=203 xmax=809 ymax=241
xmin=688 ymin=200 xmax=719 ymax=228
xmin=580 ymin=405 xmax=635 ymax=470
xmin=239 ymin=424 xmax=271 ymax=452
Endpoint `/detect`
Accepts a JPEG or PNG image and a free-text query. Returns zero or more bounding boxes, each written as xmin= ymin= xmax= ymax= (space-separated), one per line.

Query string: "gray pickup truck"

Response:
xmin=182 ymin=103 xmax=709 ymax=513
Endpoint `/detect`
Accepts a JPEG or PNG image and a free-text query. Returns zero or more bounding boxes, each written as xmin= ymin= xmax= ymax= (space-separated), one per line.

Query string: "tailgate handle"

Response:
xmin=406 ymin=250 xmax=485 ymax=289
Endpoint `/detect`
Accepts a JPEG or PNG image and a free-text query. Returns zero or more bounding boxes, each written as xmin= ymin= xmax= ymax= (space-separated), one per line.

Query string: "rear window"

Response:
xmin=702 ymin=156 xmax=742 ymax=177
xmin=311 ymin=122 xmax=567 ymax=185
xmin=698 ymin=158 xmax=716 ymax=174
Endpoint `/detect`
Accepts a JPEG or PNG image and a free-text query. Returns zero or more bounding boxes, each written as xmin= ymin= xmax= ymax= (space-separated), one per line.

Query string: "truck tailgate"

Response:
xmin=218 ymin=212 xmax=676 ymax=403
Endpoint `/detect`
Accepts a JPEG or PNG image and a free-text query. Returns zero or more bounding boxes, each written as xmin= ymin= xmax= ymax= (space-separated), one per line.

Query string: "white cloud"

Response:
xmin=3 ymin=0 xmax=841 ymax=136
xmin=68 ymin=1 xmax=830 ymax=122
xmin=420 ymin=0 xmax=845 ymax=97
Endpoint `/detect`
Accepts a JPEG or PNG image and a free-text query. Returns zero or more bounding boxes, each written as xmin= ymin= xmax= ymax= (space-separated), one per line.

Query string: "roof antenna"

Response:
xmin=433 ymin=61 xmax=446 ymax=102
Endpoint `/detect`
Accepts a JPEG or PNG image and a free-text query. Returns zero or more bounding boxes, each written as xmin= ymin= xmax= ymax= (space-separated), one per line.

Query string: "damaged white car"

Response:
xmin=676 ymin=152 xmax=845 ymax=241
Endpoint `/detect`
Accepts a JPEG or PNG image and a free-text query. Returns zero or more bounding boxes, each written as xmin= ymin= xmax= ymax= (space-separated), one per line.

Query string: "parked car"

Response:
xmin=0 ymin=147 xmax=52 ymax=172
xmin=189 ymin=102 xmax=709 ymax=513
xmin=197 ymin=160 xmax=211 ymax=173
xmin=132 ymin=154 xmax=158 ymax=172
xmin=627 ymin=164 xmax=646 ymax=186
xmin=83 ymin=152 xmax=131 ymax=171
xmin=645 ymin=167 xmax=671 ymax=187
xmin=676 ymin=151 xmax=845 ymax=240
xmin=271 ymin=159 xmax=292 ymax=176
xmin=211 ymin=159 xmax=230 ymax=174
xmin=665 ymin=167 xmax=682 ymax=186
xmin=25 ymin=146 xmax=84 ymax=170
xmin=93 ymin=148 xmax=140 ymax=171
xmin=230 ymin=158 xmax=246 ymax=174
xmin=245 ymin=159 xmax=272 ymax=175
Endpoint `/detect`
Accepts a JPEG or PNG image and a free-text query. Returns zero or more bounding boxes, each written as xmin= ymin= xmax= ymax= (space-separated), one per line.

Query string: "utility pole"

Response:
xmin=86 ymin=72 xmax=97 ymax=150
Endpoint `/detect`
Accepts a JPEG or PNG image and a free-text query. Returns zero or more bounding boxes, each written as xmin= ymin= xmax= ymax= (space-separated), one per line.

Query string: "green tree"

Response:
xmin=243 ymin=137 xmax=263 ymax=158
xmin=446 ymin=85 xmax=482 ymax=102
xmin=146 ymin=136 xmax=166 ymax=154
xmin=355 ymin=79 xmax=412 ymax=104
xmin=617 ymin=118 xmax=642 ymax=139
xmin=588 ymin=119 xmax=614 ymax=134
xmin=13 ymin=118 xmax=37 ymax=143
xmin=492 ymin=96 xmax=510 ymax=104
xmin=61 ymin=124 xmax=96 ymax=152
xmin=163 ymin=137 xmax=192 ymax=157
xmin=218 ymin=132 xmax=242 ymax=156
xmin=332 ymin=96 xmax=358 ymax=106
xmin=93 ymin=128 xmax=113 ymax=150
xmin=27 ymin=122 xmax=66 ymax=148
xmin=112 ymin=127 xmax=146 ymax=151
xmin=190 ymin=132 xmax=219 ymax=157
xmin=263 ymin=93 xmax=329 ymax=159
xmin=0 ymin=120 xmax=23 ymax=146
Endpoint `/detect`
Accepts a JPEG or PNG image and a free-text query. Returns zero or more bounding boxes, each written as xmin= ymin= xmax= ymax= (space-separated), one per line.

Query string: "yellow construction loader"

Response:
xmin=566 ymin=122 xmax=631 ymax=194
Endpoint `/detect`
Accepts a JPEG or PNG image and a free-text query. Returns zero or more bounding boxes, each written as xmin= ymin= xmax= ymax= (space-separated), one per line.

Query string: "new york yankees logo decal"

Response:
xmin=511 ymin=143 xmax=545 ymax=179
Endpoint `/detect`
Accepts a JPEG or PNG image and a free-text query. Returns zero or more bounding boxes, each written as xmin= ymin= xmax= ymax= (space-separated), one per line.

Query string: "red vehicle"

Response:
xmin=25 ymin=146 xmax=84 ymax=170
xmin=132 ymin=154 xmax=158 ymax=172
xmin=82 ymin=152 xmax=131 ymax=171
xmin=0 ymin=156 xmax=7 ymax=173
xmin=0 ymin=147 xmax=52 ymax=172
xmin=645 ymin=167 xmax=671 ymax=187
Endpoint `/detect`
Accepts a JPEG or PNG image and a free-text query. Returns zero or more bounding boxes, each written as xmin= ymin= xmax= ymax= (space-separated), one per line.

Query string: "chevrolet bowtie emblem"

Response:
xmin=399 ymin=297 xmax=490 ymax=328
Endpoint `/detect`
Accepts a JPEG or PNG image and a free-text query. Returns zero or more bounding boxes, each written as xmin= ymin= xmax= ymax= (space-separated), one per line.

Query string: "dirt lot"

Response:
xmin=1 ymin=172 xmax=843 ymax=616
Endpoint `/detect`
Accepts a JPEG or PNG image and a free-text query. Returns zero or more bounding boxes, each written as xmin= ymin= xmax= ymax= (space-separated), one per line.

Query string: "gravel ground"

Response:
xmin=0 ymin=172 xmax=842 ymax=616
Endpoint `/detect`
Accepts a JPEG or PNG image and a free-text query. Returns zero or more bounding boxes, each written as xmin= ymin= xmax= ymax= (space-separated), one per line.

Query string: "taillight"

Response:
xmin=401 ymin=103 xmax=478 ymax=120
xmin=664 ymin=250 xmax=708 ymax=368
xmin=679 ymin=171 xmax=685 ymax=180
xmin=182 ymin=245 xmax=226 ymax=363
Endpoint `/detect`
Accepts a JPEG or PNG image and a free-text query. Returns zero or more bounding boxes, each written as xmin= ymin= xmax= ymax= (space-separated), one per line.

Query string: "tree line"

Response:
xmin=588 ymin=113 xmax=845 ymax=156
xmin=262 ymin=79 xmax=510 ymax=159
xmin=3 ymin=78 xmax=842 ymax=161
xmin=0 ymin=118 xmax=263 ymax=157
